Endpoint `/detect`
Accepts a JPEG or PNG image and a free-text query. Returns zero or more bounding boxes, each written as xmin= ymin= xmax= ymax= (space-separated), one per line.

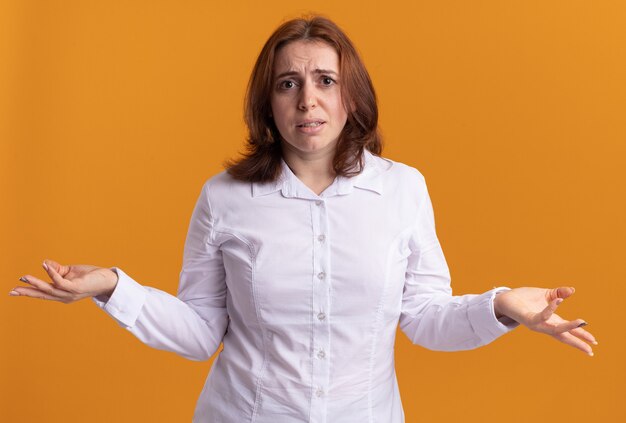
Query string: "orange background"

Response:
xmin=1 ymin=1 xmax=624 ymax=422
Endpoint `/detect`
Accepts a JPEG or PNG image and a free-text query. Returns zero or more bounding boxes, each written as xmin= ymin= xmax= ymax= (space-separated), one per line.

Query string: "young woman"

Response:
xmin=11 ymin=16 xmax=596 ymax=423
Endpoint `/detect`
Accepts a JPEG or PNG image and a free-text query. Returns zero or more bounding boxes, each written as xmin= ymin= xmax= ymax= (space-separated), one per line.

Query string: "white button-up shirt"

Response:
xmin=93 ymin=150 xmax=517 ymax=422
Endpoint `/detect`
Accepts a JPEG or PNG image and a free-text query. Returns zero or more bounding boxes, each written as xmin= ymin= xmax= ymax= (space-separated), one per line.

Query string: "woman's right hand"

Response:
xmin=9 ymin=259 xmax=119 ymax=304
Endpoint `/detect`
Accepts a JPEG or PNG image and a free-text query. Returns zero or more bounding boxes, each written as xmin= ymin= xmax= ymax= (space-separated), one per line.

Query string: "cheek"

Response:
xmin=340 ymin=105 xmax=349 ymax=122
xmin=270 ymin=98 xmax=291 ymax=126
xmin=334 ymin=103 xmax=349 ymax=125
xmin=330 ymin=95 xmax=349 ymax=123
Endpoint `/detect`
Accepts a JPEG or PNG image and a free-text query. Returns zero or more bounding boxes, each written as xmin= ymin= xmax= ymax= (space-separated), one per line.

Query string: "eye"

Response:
xmin=321 ymin=76 xmax=336 ymax=86
xmin=279 ymin=80 xmax=296 ymax=89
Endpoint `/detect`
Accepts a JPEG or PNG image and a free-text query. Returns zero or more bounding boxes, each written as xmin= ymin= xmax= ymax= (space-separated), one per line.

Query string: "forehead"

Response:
xmin=273 ymin=40 xmax=340 ymax=74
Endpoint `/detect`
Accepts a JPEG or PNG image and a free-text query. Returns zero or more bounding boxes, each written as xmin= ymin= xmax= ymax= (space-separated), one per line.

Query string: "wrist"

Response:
xmin=99 ymin=268 xmax=119 ymax=298
xmin=493 ymin=290 xmax=506 ymax=320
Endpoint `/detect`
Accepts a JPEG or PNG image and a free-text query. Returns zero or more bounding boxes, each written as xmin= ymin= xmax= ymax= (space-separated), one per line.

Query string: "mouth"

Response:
xmin=296 ymin=120 xmax=325 ymax=128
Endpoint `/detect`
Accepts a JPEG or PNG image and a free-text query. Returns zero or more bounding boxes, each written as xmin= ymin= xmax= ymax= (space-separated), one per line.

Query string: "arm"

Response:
xmin=91 ymin=180 xmax=228 ymax=361
xmin=398 ymin=239 xmax=519 ymax=351
xmin=12 ymin=180 xmax=229 ymax=362
xmin=398 ymin=176 xmax=597 ymax=356
xmin=399 ymin=178 xmax=518 ymax=351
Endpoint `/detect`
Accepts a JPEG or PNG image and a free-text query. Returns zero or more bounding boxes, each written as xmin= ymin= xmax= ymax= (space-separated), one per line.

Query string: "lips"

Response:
xmin=296 ymin=119 xmax=325 ymax=128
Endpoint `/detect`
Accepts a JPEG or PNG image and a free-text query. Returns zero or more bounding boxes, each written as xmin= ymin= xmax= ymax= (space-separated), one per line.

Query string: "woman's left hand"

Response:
xmin=493 ymin=287 xmax=597 ymax=356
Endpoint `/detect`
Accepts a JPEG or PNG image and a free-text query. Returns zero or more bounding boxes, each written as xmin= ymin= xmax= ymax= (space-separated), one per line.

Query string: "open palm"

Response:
xmin=10 ymin=260 xmax=118 ymax=303
xmin=494 ymin=286 xmax=597 ymax=356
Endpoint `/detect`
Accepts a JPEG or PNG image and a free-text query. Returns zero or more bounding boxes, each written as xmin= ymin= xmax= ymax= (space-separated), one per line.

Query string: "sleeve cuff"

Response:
xmin=467 ymin=287 xmax=520 ymax=344
xmin=91 ymin=267 xmax=147 ymax=328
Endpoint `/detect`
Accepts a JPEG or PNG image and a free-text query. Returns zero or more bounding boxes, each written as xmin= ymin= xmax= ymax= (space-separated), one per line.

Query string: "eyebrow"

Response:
xmin=274 ymin=69 xmax=339 ymax=79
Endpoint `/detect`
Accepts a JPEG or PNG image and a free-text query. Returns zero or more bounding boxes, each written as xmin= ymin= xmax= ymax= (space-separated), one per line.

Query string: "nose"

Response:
xmin=298 ymin=83 xmax=317 ymax=111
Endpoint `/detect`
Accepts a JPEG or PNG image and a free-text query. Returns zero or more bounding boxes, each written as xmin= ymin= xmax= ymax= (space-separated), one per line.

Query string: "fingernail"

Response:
xmin=556 ymin=299 xmax=563 ymax=305
xmin=593 ymin=341 xmax=599 ymax=345
xmin=9 ymin=290 xmax=20 ymax=296
xmin=42 ymin=261 xmax=49 ymax=271
xmin=19 ymin=276 xmax=29 ymax=284
xmin=587 ymin=351 xmax=594 ymax=357
xmin=578 ymin=321 xmax=588 ymax=328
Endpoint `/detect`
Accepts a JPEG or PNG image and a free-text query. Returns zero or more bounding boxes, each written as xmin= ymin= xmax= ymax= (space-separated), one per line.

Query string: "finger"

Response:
xmin=553 ymin=331 xmax=594 ymax=356
xmin=43 ymin=259 xmax=71 ymax=278
xmin=539 ymin=297 xmax=562 ymax=321
xmin=9 ymin=286 xmax=68 ymax=302
xmin=43 ymin=261 xmax=73 ymax=290
xmin=19 ymin=275 xmax=72 ymax=299
xmin=551 ymin=318 xmax=588 ymax=334
xmin=570 ymin=326 xmax=598 ymax=345
xmin=547 ymin=286 xmax=575 ymax=301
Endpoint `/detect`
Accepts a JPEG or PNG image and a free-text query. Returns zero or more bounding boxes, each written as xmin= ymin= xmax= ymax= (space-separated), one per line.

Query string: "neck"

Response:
xmin=281 ymin=145 xmax=336 ymax=196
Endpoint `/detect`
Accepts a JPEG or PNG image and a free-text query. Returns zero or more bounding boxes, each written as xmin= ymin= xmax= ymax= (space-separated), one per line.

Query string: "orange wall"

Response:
xmin=1 ymin=1 xmax=624 ymax=422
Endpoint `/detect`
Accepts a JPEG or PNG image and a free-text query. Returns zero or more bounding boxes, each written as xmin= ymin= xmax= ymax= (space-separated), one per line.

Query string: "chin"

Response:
xmin=284 ymin=139 xmax=333 ymax=154
xmin=302 ymin=142 xmax=334 ymax=154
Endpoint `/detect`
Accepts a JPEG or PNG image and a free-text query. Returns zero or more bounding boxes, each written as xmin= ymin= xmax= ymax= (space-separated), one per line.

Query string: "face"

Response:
xmin=270 ymin=40 xmax=348 ymax=159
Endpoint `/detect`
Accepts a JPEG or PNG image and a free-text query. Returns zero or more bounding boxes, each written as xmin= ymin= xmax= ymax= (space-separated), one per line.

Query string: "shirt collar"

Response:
xmin=251 ymin=149 xmax=385 ymax=199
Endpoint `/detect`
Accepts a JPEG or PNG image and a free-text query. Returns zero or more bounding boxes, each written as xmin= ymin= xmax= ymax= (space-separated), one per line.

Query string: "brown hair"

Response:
xmin=225 ymin=16 xmax=382 ymax=182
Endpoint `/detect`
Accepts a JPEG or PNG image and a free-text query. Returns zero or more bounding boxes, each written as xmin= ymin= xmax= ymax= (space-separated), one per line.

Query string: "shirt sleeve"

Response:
xmin=92 ymin=180 xmax=229 ymax=361
xmin=398 ymin=176 xmax=519 ymax=351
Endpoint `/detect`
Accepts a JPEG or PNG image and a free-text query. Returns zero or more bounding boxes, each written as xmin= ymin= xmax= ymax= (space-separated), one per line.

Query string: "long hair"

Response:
xmin=226 ymin=16 xmax=382 ymax=182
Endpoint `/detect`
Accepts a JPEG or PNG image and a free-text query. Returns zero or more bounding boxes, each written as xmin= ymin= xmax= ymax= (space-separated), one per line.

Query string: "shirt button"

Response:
xmin=317 ymin=349 xmax=326 ymax=359
xmin=316 ymin=388 xmax=324 ymax=397
xmin=315 ymin=200 xmax=323 ymax=206
xmin=317 ymin=312 xmax=326 ymax=321
xmin=317 ymin=271 xmax=325 ymax=280
xmin=317 ymin=234 xmax=326 ymax=242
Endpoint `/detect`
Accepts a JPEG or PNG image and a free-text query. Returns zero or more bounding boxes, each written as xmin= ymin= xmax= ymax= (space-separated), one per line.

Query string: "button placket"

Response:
xmin=309 ymin=198 xmax=331 ymax=420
